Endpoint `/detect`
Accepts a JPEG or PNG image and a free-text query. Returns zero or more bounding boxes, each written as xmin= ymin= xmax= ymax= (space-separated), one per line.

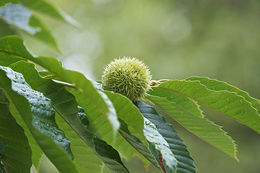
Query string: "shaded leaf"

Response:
xmin=0 ymin=4 xmax=58 ymax=49
xmin=1 ymin=66 xmax=73 ymax=157
xmin=9 ymin=60 xmax=129 ymax=173
xmin=143 ymin=116 xmax=177 ymax=173
xmin=118 ymin=121 xmax=161 ymax=169
xmin=137 ymin=101 xmax=196 ymax=173
xmin=104 ymin=91 xmax=148 ymax=148
xmin=76 ymin=100 xmax=159 ymax=170
xmin=148 ymin=80 xmax=260 ymax=134
xmin=7 ymin=103 xmax=43 ymax=169
xmin=1 ymin=77 xmax=43 ymax=169
xmin=0 ymin=66 xmax=79 ymax=173
xmin=0 ymin=140 xmax=4 ymax=159
xmin=94 ymin=137 xmax=128 ymax=173
xmin=0 ymin=139 xmax=5 ymax=173
xmin=146 ymin=94 xmax=237 ymax=159
xmin=95 ymin=86 xmax=160 ymax=168
xmin=56 ymin=114 xmax=104 ymax=173
xmin=0 ymin=36 xmax=120 ymax=145
xmin=67 ymin=88 xmax=120 ymax=144
xmin=0 ymin=91 xmax=32 ymax=173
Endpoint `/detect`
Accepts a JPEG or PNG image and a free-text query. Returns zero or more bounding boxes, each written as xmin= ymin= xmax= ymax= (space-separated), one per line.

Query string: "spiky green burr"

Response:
xmin=102 ymin=57 xmax=152 ymax=101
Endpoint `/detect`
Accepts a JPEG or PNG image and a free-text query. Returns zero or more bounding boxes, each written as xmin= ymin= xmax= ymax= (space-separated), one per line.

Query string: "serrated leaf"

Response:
xmin=65 ymin=88 xmax=129 ymax=172
xmin=9 ymin=60 xmax=129 ymax=173
xmin=105 ymin=94 xmax=161 ymax=168
xmin=76 ymin=100 xmax=159 ymax=171
xmin=1 ymin=66 xmax=73 ymax=157
xmin=148 ymin=80 xmax=260 ymax=134
xmin=143 ymin=116 xmax=177 ymax=173
xmin=94 ymin=86 xmax=160 ymax=168
xmin=187 ymin=76 xmax=260 ymax=115
xmin=0 ymin=66 xmax=79 ymax=173
xmin=118 ymin=121 xmax=161 ymax=169
xmin=0 ymin=35 xmax=120 ymax=145
xmin=137 ymin=101 xmax=196 ymax=173
xmin=148 ymin=85 xmax=204 ymax=118
xmin=146 ymin=94 xmax=237 ymax=160
xmin=33 ymin=77 xmax=156 ymax=168
xmin=0 ymin=92 xmax=32 ymax=173
xmin=104 ymin=91 xmax=148 ymax=148
xmin=0 ymin=4 xmax=58 ymax=49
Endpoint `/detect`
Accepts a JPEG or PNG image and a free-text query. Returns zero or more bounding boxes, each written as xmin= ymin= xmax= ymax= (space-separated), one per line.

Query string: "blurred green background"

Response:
xmin=1 ymin=0 xmax=260 ymax=172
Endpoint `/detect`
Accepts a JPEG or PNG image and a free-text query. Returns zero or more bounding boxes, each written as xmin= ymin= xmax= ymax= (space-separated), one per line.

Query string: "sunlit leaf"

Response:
xmin=148 ymin=80 xmax=260 ymax=134
xmin=146 ymin=94 xmax=237 ymax=159
xmin=187 ymin=76 xmax=260 ymax=115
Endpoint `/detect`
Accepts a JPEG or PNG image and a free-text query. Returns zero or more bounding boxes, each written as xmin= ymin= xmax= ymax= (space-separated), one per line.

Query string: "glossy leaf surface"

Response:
xmin=0 ymin=66 xmax=79 ymax=173
xmin=137 ymin=101 xmax=196 ymax=173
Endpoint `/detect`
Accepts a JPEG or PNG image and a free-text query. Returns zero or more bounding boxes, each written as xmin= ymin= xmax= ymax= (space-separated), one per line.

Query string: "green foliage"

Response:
xmin=137 ymin=102 xmax=196 ymax=173
xmin=0 ymin=0 xmax=76 ymax=50
xmin=104 ymin=91 xmax=148 ymax=147
xmin=186 ymin=77 xmax=260 ymax=115
xmin=0 ymin=4 xmax=57 ymax=49
xmin=0 ymin=0 xmax=19 ymax=7
xmin=148 ymin=80 xmax=260 ymax=134
xmin=20 ymin=0 xmax=70 ymax=23
xmin=145 ymin=94 xmax=237 ymax=159
xmin=0 ymin=91 xmax=32 ymax=173
xmin=0 ymin=140 xmax=5 ymax=173
xmin=0 ymin=9 xmax=260 ymax=172
xmin=0 ymin=66 xmax=79 ymax=173
xmin=8 ymin=61 xmax=129 ymax=172
xmin=56 ymin=115 xmax=104 ymax=173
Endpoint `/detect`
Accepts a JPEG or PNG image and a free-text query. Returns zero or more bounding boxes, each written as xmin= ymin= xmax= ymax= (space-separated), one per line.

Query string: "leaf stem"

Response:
xmin=52 ymin=80 xmax=75 ymax=88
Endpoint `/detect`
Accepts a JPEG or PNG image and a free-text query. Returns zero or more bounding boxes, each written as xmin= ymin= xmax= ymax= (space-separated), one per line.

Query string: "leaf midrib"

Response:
xmin=145 ymin=95 xmax=237 ymax=160
xmin=153 ymin=85 xmax=259 ymax=124
xmin=0 ymin=49 xmax=113 ymax=135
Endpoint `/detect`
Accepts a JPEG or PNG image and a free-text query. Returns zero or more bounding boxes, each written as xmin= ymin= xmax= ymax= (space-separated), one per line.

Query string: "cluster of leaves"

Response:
xmin=1 ymin=1 xmax=260 ymax=173
xmin=0 ymin=35 xmax=260 ymax=173
xmin=0 ymin=0 xmax=76 ymax=50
